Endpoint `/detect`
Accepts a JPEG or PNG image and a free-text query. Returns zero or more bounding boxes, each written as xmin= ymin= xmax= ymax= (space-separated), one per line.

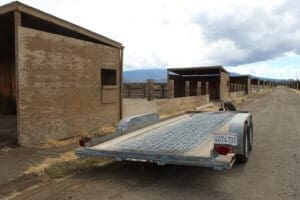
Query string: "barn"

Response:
xmin=0 ymin=2 xmax=123 ymax=146
xmin=167 ymin=66 xmax=229 ymax=101
xmin=229 ymin=75 xmax=251 ymax=95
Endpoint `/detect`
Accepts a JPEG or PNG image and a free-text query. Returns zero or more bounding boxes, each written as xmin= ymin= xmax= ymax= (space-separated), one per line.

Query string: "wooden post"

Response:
xmin=127 ymin=84 xmax=131 ymax=98
xmin=196 ymin=81 xmax=202 ymax=96
xmin=161 ymin=84 xmax=165 ymax=98
xmin=205 ymin=82 xmax=209 ymax=95
xmin=146 ymin=79 xmax=153 ymax=101
xmin=143 ymin=83 xmax=146 ymax=98
xmin=185 ymin=81 xmax=190 ymax=97
xmin=167 ymin=80 xmax=174 ymax=99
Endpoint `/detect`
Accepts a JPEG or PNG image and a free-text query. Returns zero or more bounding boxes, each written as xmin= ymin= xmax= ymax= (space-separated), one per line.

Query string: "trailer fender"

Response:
xmin=228 ymin=113 xmax=252 ymax=155
xmin=115 ymin=113 xmax=160 ymax=134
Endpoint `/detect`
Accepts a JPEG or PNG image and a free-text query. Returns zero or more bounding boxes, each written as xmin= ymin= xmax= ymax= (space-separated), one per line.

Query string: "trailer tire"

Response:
xmin=224 ymin=101 xmax=237 ymax=111
xmin=249 ymin=119 xmax=253 ymax=151
xmin=236 ymin=123 xmax=249 ymax=163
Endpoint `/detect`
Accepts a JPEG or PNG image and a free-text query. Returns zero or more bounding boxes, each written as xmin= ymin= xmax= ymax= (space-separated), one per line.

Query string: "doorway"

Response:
xmin=0 ymin=12 xmax=17 ymax=147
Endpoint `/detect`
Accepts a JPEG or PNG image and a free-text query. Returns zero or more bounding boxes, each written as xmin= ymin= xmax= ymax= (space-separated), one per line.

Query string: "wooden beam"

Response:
xmin=167 ymin=80 xmax=174 ymax=99
xmin=146 ymin=79 xmax=154 ymax=101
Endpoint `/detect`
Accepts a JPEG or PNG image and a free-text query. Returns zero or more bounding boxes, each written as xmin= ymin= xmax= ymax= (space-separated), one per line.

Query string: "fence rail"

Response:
xmin=123 ymin=82 xmax=168 ymax=99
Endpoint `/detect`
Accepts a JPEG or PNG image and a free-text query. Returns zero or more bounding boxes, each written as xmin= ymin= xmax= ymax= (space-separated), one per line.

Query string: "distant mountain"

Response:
xmin=229 ymin=72 xmax=241 ymax=77
xmin=123 ymin=69 xmax=167 ymax=83
xmin=123 ymin=69 xmax=241 ymax=83
xmin=123 ymin=68 xmax=286 ymax=83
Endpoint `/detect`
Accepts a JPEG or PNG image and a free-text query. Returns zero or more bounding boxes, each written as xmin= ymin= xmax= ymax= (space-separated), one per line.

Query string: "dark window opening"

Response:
xmin=101 ymin=69 xmax=117 ymax=86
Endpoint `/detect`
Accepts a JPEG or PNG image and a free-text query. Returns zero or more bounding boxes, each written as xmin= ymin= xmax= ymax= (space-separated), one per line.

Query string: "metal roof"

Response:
xmin=0 ymin=1 xmax=123 ymax=48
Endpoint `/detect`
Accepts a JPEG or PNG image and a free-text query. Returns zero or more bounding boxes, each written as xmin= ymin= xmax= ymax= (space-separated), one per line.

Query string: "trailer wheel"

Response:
xmin=249 ymin=119 xmax=253 ymax=151
xmin=223 ymin=101 xmax=237 ymax=111
xmin=236 ymin=123 xmax=249 ymax=163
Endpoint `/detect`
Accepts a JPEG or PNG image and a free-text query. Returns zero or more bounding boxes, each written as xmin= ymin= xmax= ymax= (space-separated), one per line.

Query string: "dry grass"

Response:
xmin=160 ymin=111 xmax=186 ymax=120
xmin=229 ymin=95 xmax=249 ymax=106
xmin=41 ymin=137 xmax=79 ymax=148
xmin=44 ymin=158 xmax=110 ymax=179
xmin=290 ymin=88 xmax=300 ymax=94
xmin=39 ymin=125 xmax=116 ymax=149
xmin=24 ymin=150 xmax=111 ymax=179
xmin=196 ymin=104 xmax=219 ymax=112
xmin=24 ymin=151 xmax=77 ymax=175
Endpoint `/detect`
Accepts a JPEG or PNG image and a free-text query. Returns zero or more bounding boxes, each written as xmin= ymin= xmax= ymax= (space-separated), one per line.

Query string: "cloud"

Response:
xmin=1 ymin=0 xmax=299 ymax=78
xmin=193 ymin=0 xmax=300 ymax=65
xmin=226 ymin=64 xmax=300 ymax=80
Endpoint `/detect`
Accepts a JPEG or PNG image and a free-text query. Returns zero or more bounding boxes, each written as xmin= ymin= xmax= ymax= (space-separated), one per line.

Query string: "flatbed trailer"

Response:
xmin=76 ymin=111 xmax=253 ymax=170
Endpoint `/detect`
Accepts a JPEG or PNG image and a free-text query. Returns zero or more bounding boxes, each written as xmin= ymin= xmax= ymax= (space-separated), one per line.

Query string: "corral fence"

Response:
xmin=123 ymin=79 xmax=209 ymax=100
xmin=123 ymin=82 xmax=168 ymax=99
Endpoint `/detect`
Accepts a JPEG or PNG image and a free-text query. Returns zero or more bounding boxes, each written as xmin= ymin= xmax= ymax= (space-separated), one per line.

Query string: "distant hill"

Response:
xmin=123 ymin=68 xmax=285 ymax=83
xmin=124 ymin=68 xmax=242 ymax=83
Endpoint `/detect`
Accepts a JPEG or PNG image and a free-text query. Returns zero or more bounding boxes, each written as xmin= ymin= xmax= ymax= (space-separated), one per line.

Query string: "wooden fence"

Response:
xmin=124 ymin=79 xmax=209 ymax=100
xmin=123 ymin=81 xmax=168 ymax=99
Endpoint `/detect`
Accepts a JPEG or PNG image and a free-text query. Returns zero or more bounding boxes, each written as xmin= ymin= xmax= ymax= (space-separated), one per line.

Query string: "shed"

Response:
xmin=250 ymin=78 xmax=261 ymax=92
xmin=0 ymin=2 xmax=123 ymax=146
xmin=229 ymin=75 xmax=251 ymax=95
xmin=167 ymin=66 xmax=229 ymax=101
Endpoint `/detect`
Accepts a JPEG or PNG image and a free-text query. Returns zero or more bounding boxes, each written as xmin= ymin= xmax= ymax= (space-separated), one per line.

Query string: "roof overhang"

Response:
xmin=167 ymin=65 xmax=228 ymax=75
xmin=0 ymin=1 xmax=123 ymax=48
xmin=229 ymin=75 xmax=251 ymax=79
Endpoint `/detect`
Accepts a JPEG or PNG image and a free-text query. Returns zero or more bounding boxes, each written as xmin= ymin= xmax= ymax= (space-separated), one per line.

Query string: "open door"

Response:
xmin=0 ymin=12 xmax=17 ymax=147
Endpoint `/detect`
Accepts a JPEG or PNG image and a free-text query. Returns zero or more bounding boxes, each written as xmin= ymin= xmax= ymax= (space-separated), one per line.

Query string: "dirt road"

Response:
xmin=5 ymin=87 xmax=300 ymax=199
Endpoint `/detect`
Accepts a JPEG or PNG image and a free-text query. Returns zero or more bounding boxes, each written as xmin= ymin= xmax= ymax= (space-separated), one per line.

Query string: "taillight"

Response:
xmin=216 ymin=146 xmax=233 ymax=155
xmin=79 ymin=137 xmax=91 ymax=147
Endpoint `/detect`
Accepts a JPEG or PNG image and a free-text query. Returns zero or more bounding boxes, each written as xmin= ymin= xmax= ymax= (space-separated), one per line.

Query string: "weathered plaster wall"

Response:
xmin=220 ymin=71 xmax=229 ymax=101
xmin=123 ymin=95 xmax=209 ymax=118
xmin=18 ymin=27 xmax=121 ymax=146
xmin=155 ymin=95 xmax=209 ymax=115
xmin=123 ymin=98 xmax=157 ymax=117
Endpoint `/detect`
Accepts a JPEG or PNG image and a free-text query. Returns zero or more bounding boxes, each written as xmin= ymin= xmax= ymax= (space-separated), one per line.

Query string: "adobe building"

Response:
xmin=0 ymin=2 xmax=123 ymax=146
xmin=251 ymin=78 xmax=261 ymax=92
xmin=167 ymin=66 xmax=229 ymax=101
xmin=229 ymin=75 xmax=251 ymax=95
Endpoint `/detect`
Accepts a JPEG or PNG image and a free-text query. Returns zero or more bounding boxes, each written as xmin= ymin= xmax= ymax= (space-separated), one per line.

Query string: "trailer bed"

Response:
xmin=76 ymin=112 xmax=237 ymax=170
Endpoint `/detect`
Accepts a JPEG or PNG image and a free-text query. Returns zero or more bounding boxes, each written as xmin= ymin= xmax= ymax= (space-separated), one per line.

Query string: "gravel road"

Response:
xmin=14 ymin=87 xmax=300 ymax=200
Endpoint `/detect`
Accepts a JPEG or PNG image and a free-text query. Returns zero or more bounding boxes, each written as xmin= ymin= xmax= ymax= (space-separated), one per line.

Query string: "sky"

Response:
xmin=1 ymin=0 xmax=299 ymax=79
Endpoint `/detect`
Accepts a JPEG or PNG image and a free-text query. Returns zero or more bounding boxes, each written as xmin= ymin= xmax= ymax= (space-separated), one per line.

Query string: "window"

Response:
xmin=101 ymin=69 xmax=117 ymax=86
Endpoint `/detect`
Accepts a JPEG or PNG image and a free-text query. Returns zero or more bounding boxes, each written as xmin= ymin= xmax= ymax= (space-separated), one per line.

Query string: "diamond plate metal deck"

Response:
xmin=114 ymin=112 xmax=235 ymax=154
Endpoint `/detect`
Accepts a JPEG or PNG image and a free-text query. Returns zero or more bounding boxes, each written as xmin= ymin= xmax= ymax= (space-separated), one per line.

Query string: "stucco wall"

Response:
xmin=17 ymin=27 xmax=121 ymax=146
xmin=123 ymin=99 xmax=157 ymax=117
xmin=123 ymin=95 xmax=209 ymax=118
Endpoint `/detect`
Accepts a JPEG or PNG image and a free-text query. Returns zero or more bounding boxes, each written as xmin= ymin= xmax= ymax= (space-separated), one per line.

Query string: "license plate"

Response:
xmin=214 ymin=135 xmax=237 ymax=146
